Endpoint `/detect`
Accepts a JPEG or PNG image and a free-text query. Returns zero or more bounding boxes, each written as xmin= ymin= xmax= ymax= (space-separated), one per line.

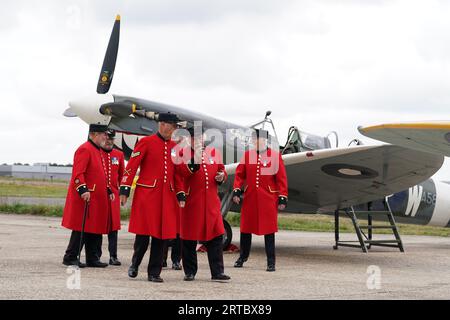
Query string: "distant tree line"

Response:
xmin=48 ymin=163 xmax=73 ymax=167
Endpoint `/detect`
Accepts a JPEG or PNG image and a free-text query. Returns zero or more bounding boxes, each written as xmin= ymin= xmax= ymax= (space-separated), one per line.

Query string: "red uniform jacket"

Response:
xmin=120 ymin=133 xmax=184 ymax=239
xmin=100 ymin=148 xmax=124 ymax=232
xmin=62 ymin=140 xmax=111 ymax=234
xmin=178 ymin=147 xmax=226 ymax=241
xmin=233 ymin=148 xmax=288 ymax=235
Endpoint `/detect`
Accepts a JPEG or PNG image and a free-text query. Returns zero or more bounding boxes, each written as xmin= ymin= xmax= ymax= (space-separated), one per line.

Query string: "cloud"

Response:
xmin=1 ymin=0 xmax=450 ymax=180
xmin=89 ymin=0 xmax=296 ymax=26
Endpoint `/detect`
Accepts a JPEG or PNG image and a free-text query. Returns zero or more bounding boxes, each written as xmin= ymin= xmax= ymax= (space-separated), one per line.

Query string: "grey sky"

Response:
xmin=2 ymin=0 xmax=450 ymax=179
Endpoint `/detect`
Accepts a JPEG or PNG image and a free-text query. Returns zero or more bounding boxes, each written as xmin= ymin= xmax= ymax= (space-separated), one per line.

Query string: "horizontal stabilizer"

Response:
xmin=358 ymin=121 xmax=450 ymax=157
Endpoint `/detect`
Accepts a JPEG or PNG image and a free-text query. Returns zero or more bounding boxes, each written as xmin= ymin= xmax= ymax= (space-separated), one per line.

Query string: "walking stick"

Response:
xmin=76 ymin=200 xmax=89 ymax=267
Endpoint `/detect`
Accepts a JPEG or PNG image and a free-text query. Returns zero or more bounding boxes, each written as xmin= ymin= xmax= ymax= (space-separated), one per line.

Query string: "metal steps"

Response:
xmin=333 ymin=198 xmax=404 ymax=253
xmin=358 ymin=225 xmax=395 ymax=229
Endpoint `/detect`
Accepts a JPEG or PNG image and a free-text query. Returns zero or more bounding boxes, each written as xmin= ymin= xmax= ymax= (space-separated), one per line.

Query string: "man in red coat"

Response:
xmin=177 ymin=127 xmax=231 ymax=281
xmin=101 ymin=129 xmax=124 ymax=266
xmin=120 ymin=113 xmax=185 ymax=283
xmin=62 ymin=124 xmax=112 ymax=268
xmin=232 ymin=128 xmax=288 ymax=272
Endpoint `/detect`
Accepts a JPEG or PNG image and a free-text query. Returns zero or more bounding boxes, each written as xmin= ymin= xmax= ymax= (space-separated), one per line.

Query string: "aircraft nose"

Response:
xmin=68 ymin=94 xmax=114 ymax=125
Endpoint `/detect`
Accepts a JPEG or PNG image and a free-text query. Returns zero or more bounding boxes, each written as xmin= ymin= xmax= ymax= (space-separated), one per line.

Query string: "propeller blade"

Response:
xmin=63 ymin=108 xmax=78 ymax=117
xmin=96 ymin=15 xmax=120 ymax=94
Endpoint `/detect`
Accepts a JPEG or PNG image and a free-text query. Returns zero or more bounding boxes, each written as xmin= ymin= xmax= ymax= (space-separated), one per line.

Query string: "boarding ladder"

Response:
xmin=333 ymin=198 xmax=404 ymax=253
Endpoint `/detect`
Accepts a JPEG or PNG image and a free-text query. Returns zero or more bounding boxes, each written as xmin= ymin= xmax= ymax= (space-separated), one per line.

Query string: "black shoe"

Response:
xmin=148 ymin=275 xmax=164 ymax=283
xmin=63 ymin=259 xmax=86 ymax=268
xmin=266 ymin=265 xmax=276 ymax=272
xmin=211 ymin=273 xmax=231 ymax=281
xmin=162 ymin=261 xmax=168 ymax=268
xmin=128 ymin=266 xmax=138 ymax=278
xmin=234 ymin=258 xmax=245 ymax=268
xmin=109 ymin=257 xmax=122 ymax=266
xmin=172 ymin=262 xmax=182 ymax=270
xmin=86 ymin=261 xmax=108 ymax=268
xmin=184 ymin=274 xmax=195 ymax=281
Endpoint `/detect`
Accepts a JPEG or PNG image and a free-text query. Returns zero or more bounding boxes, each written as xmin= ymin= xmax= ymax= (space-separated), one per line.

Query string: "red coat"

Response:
xmin=178 ymin=147 xmax=226 ymax=241
xmin=100 ymin=148 xmax=124 ymax=232
xmin=120 ymin=133 xmax=184 ymax=239
xmin=62 ymin=140 xmax=111 ymax=234
xmin=233 ymin=148 xmax=288 ymax=235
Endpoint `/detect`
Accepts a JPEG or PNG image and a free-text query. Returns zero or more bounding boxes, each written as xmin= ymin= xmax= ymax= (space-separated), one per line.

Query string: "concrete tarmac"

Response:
xmin=1 ymin=213 xmax=450 ymax=300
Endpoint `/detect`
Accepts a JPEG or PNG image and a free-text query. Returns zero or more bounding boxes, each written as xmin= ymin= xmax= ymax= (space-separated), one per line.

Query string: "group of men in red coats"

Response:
xmin=61 ymin=112 xmax=288 ymax=283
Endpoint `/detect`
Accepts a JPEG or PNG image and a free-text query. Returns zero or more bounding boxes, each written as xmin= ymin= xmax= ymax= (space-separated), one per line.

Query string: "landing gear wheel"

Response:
xmin=222 ymin=219 xmax=232 ymax=250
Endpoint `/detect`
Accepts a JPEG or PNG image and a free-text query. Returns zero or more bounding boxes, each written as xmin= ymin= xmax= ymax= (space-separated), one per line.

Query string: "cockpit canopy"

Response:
xmin=282 ymin=126 xmax=333 ymax=154
xmin=250 ymin=111 xmax=335 ymax=155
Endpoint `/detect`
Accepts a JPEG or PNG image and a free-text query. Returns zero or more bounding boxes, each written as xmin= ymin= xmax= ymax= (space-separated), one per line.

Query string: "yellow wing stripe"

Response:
xmin=361 ymin=122 xmax=450 ymax=132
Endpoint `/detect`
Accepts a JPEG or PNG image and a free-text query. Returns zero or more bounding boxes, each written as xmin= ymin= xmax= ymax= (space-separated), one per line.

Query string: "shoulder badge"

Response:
xmin=131 ymin=151 xmax=141 ymax=158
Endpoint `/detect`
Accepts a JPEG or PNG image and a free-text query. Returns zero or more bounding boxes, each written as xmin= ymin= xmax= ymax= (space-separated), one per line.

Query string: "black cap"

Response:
xmin=157 ymin=112 xmax=180 ymax=124
xmin=107 ymin=129 xmax=116 ymax=138
xmin=89 ymin=124 xmax=108 ymax=133
xmin=255 ymin=128 xmax=269 ymax=139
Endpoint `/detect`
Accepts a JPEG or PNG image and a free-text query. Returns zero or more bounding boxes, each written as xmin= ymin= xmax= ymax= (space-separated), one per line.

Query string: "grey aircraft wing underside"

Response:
xmin=225 ymin=144 xmax=444 ymax=214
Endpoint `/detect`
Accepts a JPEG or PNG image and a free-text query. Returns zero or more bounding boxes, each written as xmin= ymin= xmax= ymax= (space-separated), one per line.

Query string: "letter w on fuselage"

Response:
xmin=405 ymin=185 xmax=423 ymax=217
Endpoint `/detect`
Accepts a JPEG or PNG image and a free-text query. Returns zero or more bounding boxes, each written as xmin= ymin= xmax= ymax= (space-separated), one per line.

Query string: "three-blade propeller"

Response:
xmin=66 ymin=15 xmax=166 ymax=125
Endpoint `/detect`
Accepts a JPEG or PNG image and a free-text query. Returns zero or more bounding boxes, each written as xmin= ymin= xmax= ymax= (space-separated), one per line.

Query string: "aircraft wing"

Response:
xmin=225 ymin=145 xmax=444 ymax=213
xmin=358 ymin=121 xmax=450 ymax=156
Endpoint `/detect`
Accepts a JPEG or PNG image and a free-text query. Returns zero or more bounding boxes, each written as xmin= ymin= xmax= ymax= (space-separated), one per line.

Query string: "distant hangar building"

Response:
xmin=0 ymin=163 xmax=72 ymax=181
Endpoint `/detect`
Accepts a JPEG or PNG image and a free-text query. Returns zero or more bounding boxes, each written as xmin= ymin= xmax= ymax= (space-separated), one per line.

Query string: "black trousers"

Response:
xmin=182 ymin=235 xmax=224 ymax=277
xmin=64 ymin=231 xmax=103 ymax=263
xmin=163 ymin=234 xmax=181 ymax=264
xmin=108 ymin=230 xmax=118 ymax=258
xmin=239 ymin=233 xmax=275 ymax=266
xmin=131 ymin=235 xmax=167 ymax=277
